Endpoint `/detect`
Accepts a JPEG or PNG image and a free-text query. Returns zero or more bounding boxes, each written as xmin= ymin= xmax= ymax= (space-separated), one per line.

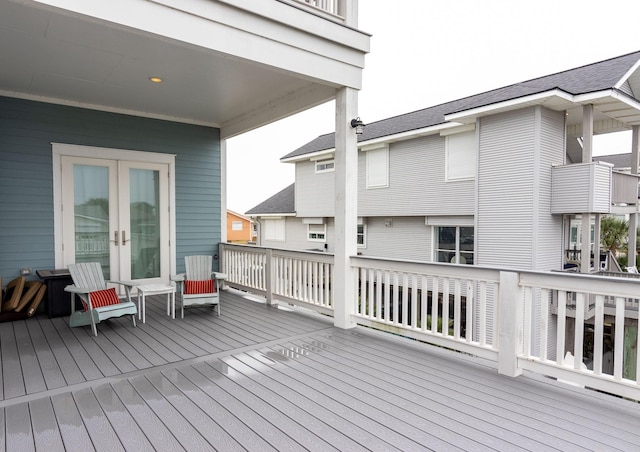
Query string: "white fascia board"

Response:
xmin=579 ymin=89 xmax=640 ymax=111
xmin=281 ymin=122 xmax=467 ymax=162
xmin=253 ymin=213 xmax=296 ymax=218
xmin=281 ymin=149 xmax=335 ymax=163
xmin=444 ymin=89 xmax=575 ymax=123
xmin=614 ymin=59 xmax=640 ymax=90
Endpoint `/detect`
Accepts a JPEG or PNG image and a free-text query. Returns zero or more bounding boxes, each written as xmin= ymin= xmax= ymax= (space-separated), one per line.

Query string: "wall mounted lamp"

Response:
xmin=350 ymin=117 xmax=366 ymax=135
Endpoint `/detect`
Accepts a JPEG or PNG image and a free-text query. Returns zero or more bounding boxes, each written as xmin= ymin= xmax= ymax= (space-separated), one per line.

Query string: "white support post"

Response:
xmin=498 ymin=271 xmax=523 ymax=377
xmin=581 ymin=214 xmax=591 ymax=273
xmin=333 ymin=86 xmax=359 ymax=329
xmin=629 ymin=126 xmax=640 ymax=269
xmin=581 ymin=105 xmax=593 ymax=273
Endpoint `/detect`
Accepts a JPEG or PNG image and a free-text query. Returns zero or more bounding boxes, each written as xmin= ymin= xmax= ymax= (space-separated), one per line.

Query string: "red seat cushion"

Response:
xmin=184 ymin=279 xmax=215 ymax=295
xmin=85 ymin=287 xmax=120 ymax=311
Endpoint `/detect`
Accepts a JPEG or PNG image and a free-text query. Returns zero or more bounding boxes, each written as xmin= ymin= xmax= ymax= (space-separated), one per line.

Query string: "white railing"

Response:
xmin=221 ymin=244 xmax=334 ymax=315
xmin=292 ymin=0 xmax=342 ymax=17
xmin=219 ymin=243 xmax=640 ymax=400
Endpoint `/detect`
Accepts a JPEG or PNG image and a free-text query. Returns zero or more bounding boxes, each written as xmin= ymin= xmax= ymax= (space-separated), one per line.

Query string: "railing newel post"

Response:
xmin=498 ymin=270 xmax=523 ymax=377
xmin=265 ymin=248 xmax=274 ymax=305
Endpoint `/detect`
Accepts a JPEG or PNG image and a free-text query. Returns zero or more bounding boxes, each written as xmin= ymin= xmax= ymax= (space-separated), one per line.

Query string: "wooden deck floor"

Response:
xmin=1 ymin=289 xmax=640 ymax=451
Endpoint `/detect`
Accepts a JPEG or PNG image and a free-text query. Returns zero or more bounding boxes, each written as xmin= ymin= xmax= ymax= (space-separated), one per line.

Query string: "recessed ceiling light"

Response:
xmin=149 ymin=76 xmax=163 ymax=83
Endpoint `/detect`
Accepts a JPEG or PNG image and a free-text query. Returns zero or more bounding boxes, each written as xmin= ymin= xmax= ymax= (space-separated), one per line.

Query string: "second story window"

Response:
xmin=366 ymin=145 xmax=389 ymax=189
xmin=307 ymin=224 xmax=326 ymax=242
xmin=315 ymin=159 xmax=335 ymax=173
xmin=357 ymin=224 xmax=367 ymax=247
xmin=445 ymin=130 xmax=476 ymax=181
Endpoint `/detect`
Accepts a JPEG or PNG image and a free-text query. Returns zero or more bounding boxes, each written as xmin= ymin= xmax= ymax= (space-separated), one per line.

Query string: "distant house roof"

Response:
xmin=227 ymin=209 xmax=252 ymax=221
xmin=593 ymin=153 xmax=634 ymax=169
xmin=245 ymin=183 xmax=295 ymax=216
xmin=282 ymin=50 xmax=640 ymax=161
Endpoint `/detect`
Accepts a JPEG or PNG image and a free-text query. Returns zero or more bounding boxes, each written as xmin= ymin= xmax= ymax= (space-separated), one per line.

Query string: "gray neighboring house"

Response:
xmin=248 ymin=50 xmax=640 ymax=272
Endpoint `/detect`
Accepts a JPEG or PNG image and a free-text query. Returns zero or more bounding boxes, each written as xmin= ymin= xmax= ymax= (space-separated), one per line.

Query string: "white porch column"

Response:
xmin=629 ymin=126 xmax=640 ymax=269
xmin=333 ymin=87 xmax=359 ymax=329
xmin=581 ymin=105 xmax=593 ymax=273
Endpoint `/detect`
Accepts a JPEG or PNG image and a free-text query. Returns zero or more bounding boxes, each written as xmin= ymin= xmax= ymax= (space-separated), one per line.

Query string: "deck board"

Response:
xmin=30 ymin=397 xmax=65 ymax=451
xmin=1 ymin=289 xmax=640 ymax=451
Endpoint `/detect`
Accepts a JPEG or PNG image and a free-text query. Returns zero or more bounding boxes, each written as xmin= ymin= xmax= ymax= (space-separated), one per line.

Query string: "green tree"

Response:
xmin=600 ymin=216 xmax=628 ymax=254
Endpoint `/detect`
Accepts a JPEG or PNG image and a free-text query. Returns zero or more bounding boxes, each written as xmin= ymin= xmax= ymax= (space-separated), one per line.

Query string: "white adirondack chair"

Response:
xmin=172 ymin=255 xmax=223 ymax=318
xmin=65 ymin=262 xmax=137 ymax=336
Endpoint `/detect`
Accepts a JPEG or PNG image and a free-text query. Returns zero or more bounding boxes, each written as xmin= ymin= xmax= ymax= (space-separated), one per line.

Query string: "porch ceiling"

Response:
xmin=0 ymin=1 xmax=337 ymax=137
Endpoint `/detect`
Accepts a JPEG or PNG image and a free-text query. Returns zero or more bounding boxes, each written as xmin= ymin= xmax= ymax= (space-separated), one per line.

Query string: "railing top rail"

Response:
xmin=521 ymin=269 xmax=640 ymax=298
xmin=220 ymin=242 xmax=335 ymax=262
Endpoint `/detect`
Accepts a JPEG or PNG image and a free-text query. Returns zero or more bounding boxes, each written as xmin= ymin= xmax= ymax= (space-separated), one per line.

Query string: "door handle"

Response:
xmin=122 ymin=230 xmax=128 ymax=245
xmin=111 ymin=230 xmax=119 ymax=246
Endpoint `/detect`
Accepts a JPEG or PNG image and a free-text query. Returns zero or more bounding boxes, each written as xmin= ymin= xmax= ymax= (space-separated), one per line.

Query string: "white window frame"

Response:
xmin=315 ymin=159 xmax=335 ymax=173
xmin=365 ymin=145 xmax=389 ymax=189
xmin=433 ymin=225 xmax=474 ymax=265
xmin=231 ymin=220 xmax=243 ymax=231
xmin=444 ymin=129 xmax=476 ymax=181
xmin=264 ymin=218 xmax=285 ymax=241
xmin=307 ymin=223 xmax=326 ymax=242
xmin=357 ymin=224 xmax=367 ymax=248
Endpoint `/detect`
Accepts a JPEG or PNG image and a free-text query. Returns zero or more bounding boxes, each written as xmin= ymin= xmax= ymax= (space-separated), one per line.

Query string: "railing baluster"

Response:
xmin=466 ymin=280 xmax=473 ymax=343
xmin=593 ymin=295 xmax=604 ymax=376
xmin=574 ymin=293 xmax=585 ymax=370
xmin=614 ymin=297 xmax=625 ymax=380
xmin=431 ymin=276 xmax=439 ymax=335
xmin=479 ymin=281 xmax=487 ymax=346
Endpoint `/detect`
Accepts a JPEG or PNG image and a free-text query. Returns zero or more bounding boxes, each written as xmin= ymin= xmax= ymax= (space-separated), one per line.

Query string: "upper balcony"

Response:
xmin=551 ymin=162 xmax=640 ymax=214
xmin=0 ymin=0 xmax=369 ymax=138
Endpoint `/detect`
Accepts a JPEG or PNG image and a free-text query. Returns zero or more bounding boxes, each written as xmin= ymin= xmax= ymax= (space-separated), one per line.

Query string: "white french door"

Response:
xmin=60 ymin=155 xmax=170 ymax=283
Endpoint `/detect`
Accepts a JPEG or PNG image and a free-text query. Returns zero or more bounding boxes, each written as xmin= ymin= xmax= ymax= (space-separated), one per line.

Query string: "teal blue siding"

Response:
xmin=0 ymin=96 xmax=221 ymax=280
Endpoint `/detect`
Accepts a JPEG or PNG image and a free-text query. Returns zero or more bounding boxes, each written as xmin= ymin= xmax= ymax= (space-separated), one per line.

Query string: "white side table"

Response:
xmin=135 ymin=283 xmax=176 ymax=323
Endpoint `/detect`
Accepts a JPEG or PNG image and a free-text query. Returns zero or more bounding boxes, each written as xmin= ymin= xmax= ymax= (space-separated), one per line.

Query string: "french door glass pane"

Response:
xmin=130 ymin=168 xmax=160 ymax=279
xmin=74 ymin=164 xmax=110 ymax=278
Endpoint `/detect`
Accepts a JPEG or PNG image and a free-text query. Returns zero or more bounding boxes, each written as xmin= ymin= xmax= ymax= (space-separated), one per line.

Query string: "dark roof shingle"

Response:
xmin=245 ymin=183 xmax=295 ymax=215
xmin=282 ymin=50 xmax=640 ymax=160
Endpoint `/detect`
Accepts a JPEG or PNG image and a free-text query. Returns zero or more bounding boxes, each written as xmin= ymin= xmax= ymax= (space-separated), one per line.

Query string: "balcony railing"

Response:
xmin=220 ymin=243 xmax=640 ymax=401
xmin=292 ymin=0 xmax=343 ymax=17
xmin=612 ymin=170 xmax=640 ymax=205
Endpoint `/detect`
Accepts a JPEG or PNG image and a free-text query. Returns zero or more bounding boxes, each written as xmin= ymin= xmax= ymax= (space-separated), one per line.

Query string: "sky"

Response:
xmin=226 ymin=0 xmax=640 ymax=214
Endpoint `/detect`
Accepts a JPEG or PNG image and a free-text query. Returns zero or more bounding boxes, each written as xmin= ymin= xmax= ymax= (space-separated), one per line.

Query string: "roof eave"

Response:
xmin=444 ymin=89 xmax=576 ymax=124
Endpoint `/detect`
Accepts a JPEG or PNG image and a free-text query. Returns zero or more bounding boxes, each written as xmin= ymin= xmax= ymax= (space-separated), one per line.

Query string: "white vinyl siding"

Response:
xmin=358 ymin=136 xmax=474 ymax=216
xmin=366 ymin=146 xmax=389 ymax=188
xmin=477 ymin=106 xmax=563 ymax=270
xmin=296 ymin=160 xmax=335 ymax=217
xmin=264 ymin=218 xmax=285 ymax=241
xmin=446 ymin=130 xmax=476 ymax=181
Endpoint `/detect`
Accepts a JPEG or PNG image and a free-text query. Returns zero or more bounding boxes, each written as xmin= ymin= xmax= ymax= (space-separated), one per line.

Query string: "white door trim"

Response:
xmin=52 ymin=143 xmax=176 ymax=278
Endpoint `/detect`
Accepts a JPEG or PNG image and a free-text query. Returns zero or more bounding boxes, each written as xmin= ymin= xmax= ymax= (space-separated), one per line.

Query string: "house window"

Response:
xmin=366 ymin=145 xmax=389 ymax=188
xmin=307 ymin=224 xmax=326 ymax=242
xmin=231 ymin=221 xmax=243 ymax=231
xmin=357 ymin=224 xmax=367 ymax=247
xmin=446 ymin=130 xmax=476 ymax=181
xmin=435 ymin=226 xmax=474 ymax=264
xmin=264 ymin=218 xmax=285 ymax=241
xmin=315 ymin=159 xmax=335 ymax=173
